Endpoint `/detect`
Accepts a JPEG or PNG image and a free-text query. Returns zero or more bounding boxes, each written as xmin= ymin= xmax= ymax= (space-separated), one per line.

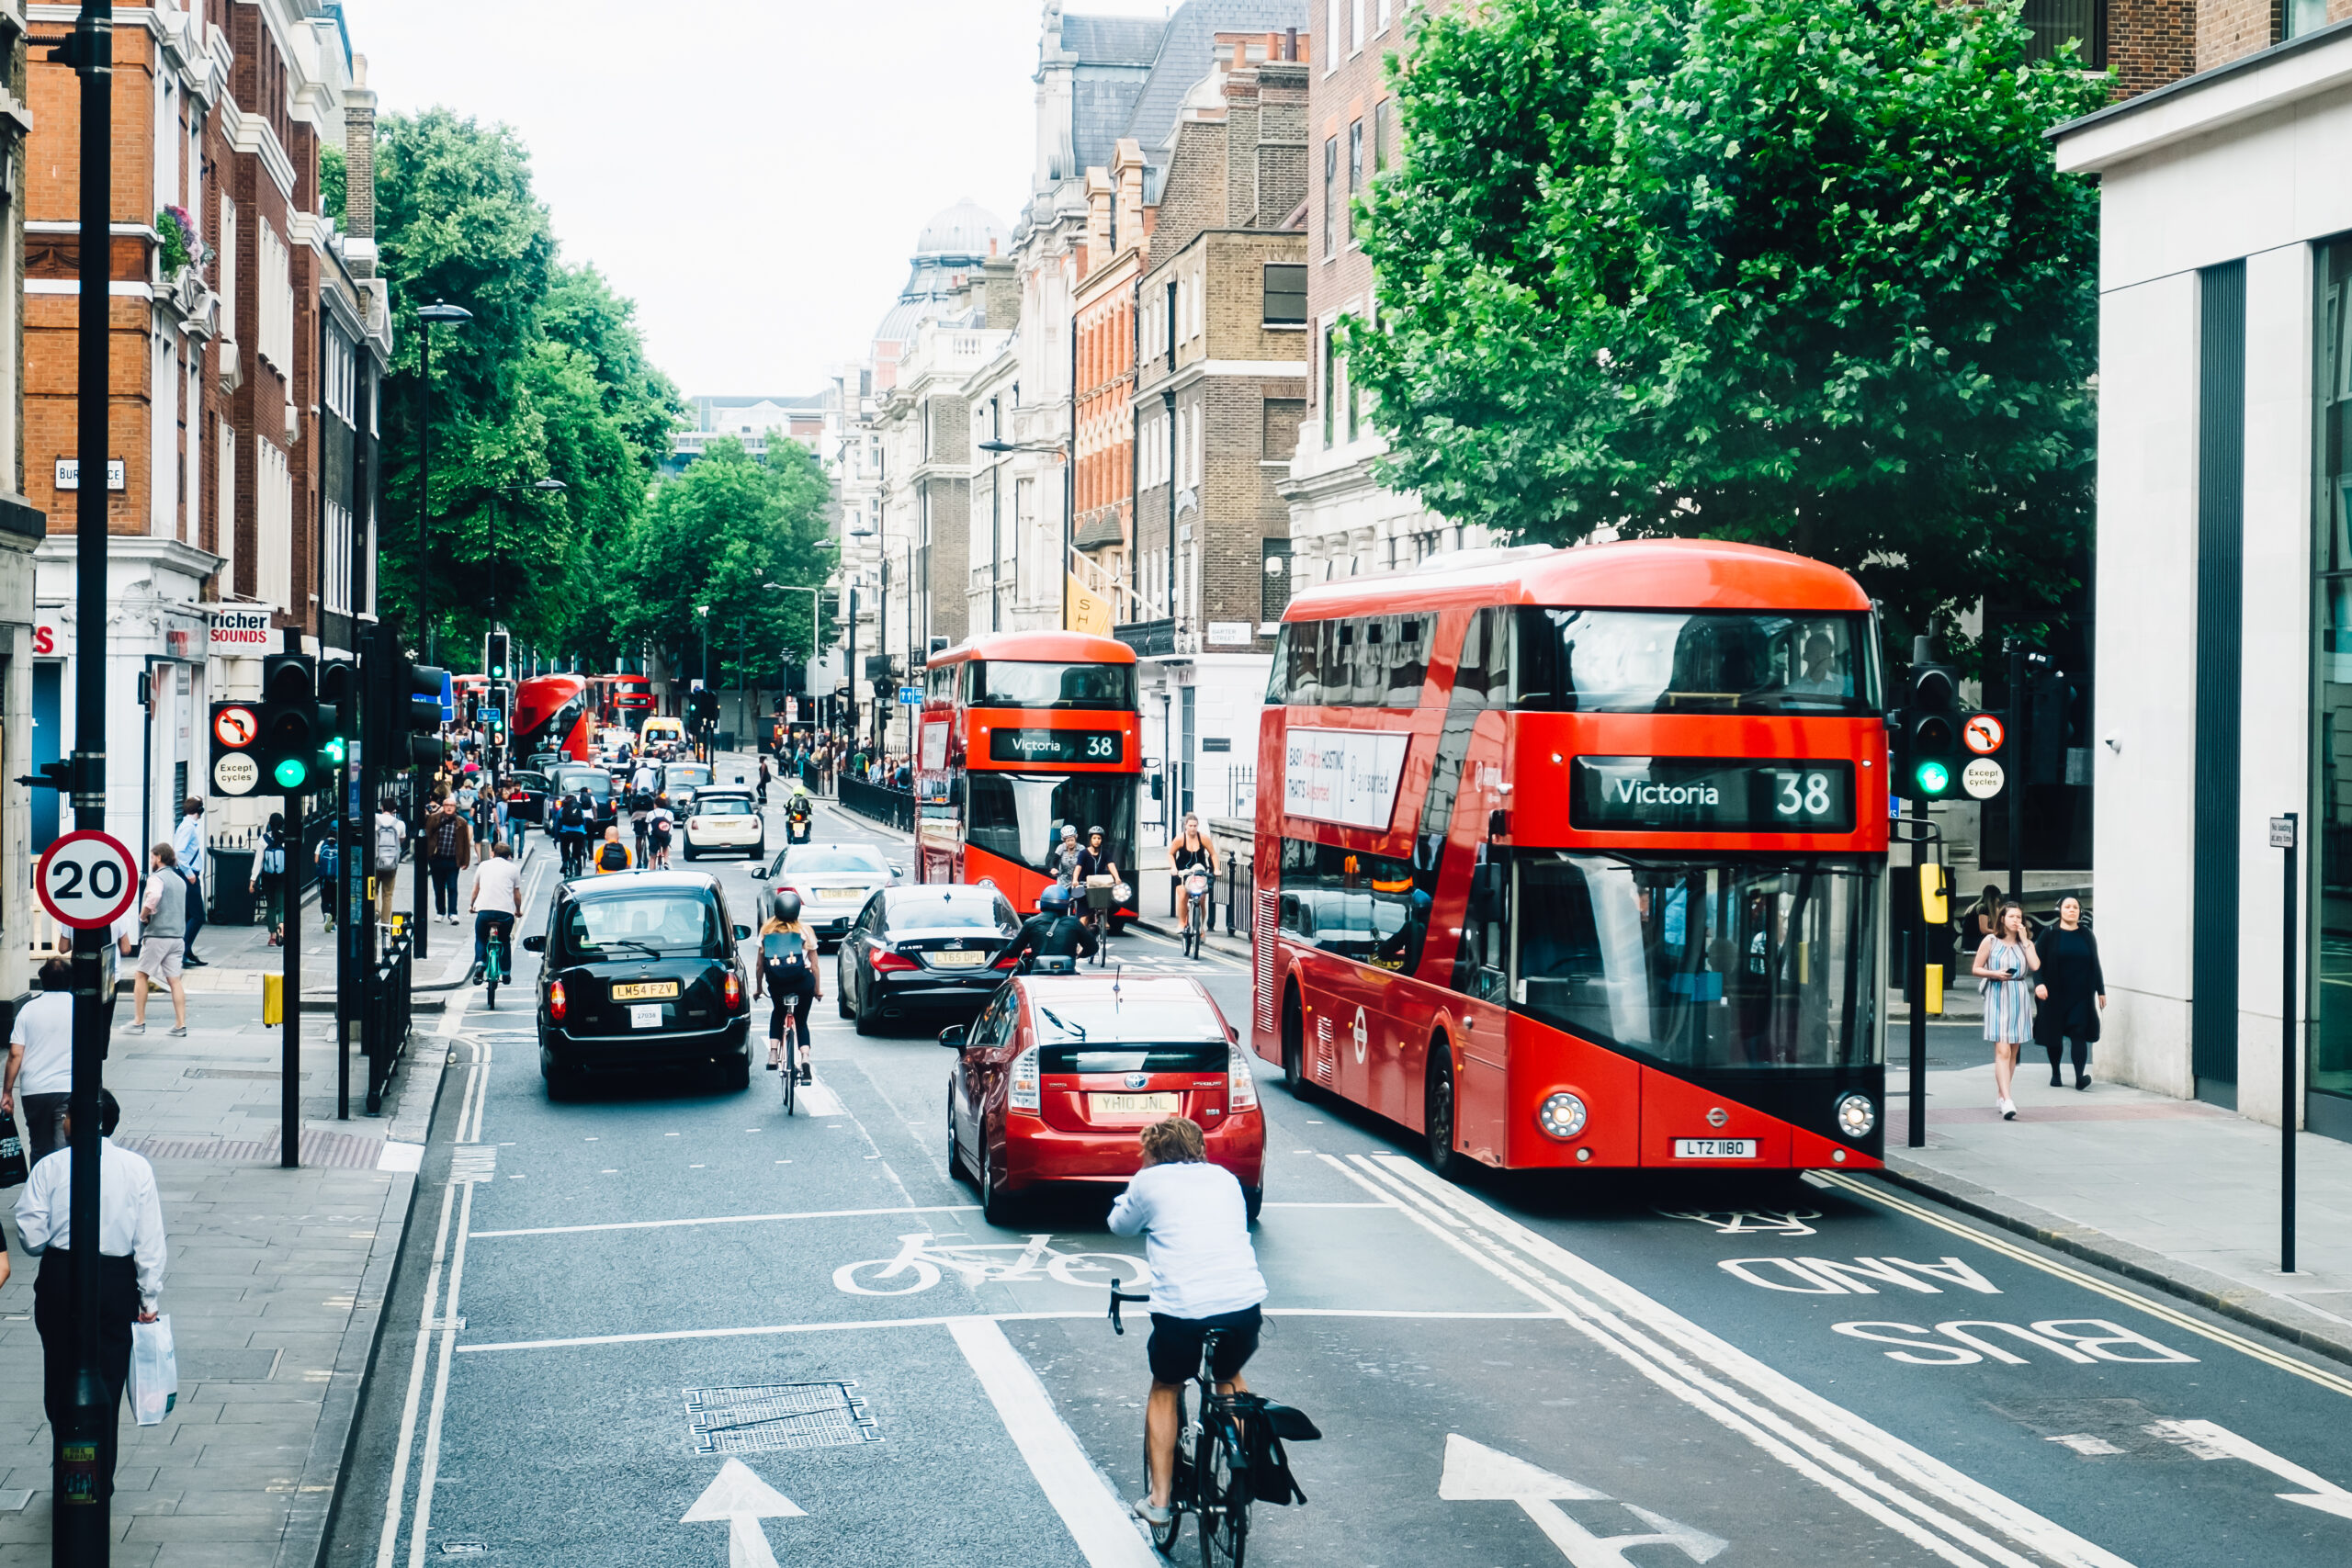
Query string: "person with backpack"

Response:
xmin=556 ymin=791 xmax=591 ymax=877
xmin=1000 ymin=884 xmax=1096 ymax=973
xmin=592 ymin=825 xmax=633 ymax=875
xmin=250 ymin=813 xmax=288 ymax=946
xmin=315 ymin=830 xmax=339 ymax=932
xmin=753 ymin=896 xmax=820 ymax=1083
xmin=647 ymin=795 xmax=676 ymax=869
xmin=373 ymin=796 xmax=407 ymax=926
xmin=630 ymin=785 xmax=655 ymax=864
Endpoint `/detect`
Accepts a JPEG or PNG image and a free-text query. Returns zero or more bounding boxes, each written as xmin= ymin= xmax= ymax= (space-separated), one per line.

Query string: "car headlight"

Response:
xmin=1836 ymin=1092 xmax=1877 ymax=1139
xmin=1536 ymin=1092 xmax=1587 ymax=1141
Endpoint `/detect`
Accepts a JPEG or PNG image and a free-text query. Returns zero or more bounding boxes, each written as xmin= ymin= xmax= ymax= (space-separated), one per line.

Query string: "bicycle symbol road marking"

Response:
xmin=831 ymin=1232 xmax=1148 ymax=1296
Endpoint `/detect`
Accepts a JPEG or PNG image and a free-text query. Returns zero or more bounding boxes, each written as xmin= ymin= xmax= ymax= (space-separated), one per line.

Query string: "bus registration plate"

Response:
xmin=1673 ymin=1137 xmax=1758 ymax=1160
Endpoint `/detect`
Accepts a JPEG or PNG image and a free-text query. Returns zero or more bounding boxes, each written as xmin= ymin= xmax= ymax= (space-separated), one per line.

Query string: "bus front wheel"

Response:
xmin=1425 ymin=1041 xmax=1467 ymax=1182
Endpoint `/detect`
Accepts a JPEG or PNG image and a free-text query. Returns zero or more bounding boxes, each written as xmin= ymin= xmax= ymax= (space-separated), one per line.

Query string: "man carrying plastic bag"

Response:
xmin=129 ymin=1313 xmax=176 ymax=1425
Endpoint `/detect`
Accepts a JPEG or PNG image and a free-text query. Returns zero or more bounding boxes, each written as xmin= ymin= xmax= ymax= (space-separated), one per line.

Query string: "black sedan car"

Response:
xmin=526 ymin=871 xmax=754 ymax=1097
xmin=836 ymin=884 xmax=1021 ymax=1035
xmin=503 ymin=768 xmax=553 ymax=826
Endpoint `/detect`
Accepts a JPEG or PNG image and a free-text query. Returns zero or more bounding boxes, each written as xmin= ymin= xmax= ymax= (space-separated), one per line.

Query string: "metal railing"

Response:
xmin=364 ymin=930 xmax=413 ymax=1115
xmin=1227 ymin=767 xmax=1256 ymax=820
xmin=839 ymin=775 xmax=914 ymax=833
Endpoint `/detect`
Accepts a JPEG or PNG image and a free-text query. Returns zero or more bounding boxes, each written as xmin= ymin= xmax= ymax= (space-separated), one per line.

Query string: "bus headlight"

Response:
xmin=1836 ymin=1093 xmax=1876 ymax=1139
xmin=1537 ymin=1092 xmax=1588 ymax=1141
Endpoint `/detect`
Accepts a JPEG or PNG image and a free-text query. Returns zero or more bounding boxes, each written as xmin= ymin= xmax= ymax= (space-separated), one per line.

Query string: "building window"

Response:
xmin=1374 ymin=99 xmax=1394 ymax=174
xmin=1263 ymin=399 xmax=1305 ymax=460
xmin=259 ymin=220 xmax=292 ymax=374
xmin=2018 ymin=0 xmax=2104 ymax=65
xmin=1348 ymin=121 xmax=1364 ymax=246
xmin=256 ymin=436 xmax=292 ymax=609
xmin=2287 ymin=0 xmax=2326 ymax=36
xmin=1327 ymin=0 xmax=1342 ymax=72
xmin=1351 ymin=0 xmax=1364 ymax=51
xmin=1378 ymin=0 xmax=1393 ymax=31
xmin=218 ymin=196 xmax=236 ymax=344
xmin=1323 ymin=137 xmax=1339 ymax=260
xmin=1322 ymin=325 xmax=1339 ymax=446
xmin=2312 ymin=235 xmax=2352 ymax=1123
xmin=1264 ymin=264 xmax=1307 ymax=325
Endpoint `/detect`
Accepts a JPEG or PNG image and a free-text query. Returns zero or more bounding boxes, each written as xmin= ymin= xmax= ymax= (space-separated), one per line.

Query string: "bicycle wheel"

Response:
xmin=1197 ymin=1413 xmax=1250 ymax=1568
xmin=782 ymin=1032 xmax=797 ymax=1115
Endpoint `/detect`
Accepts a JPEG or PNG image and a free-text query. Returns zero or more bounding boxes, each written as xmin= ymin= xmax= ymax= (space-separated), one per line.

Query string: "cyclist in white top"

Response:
xmin=1107 ymin=1116 xmax=1267 ymax=1528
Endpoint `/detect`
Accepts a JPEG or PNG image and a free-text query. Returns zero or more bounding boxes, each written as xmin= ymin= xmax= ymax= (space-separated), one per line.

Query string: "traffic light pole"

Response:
xmin=1909 ymin=796 xmax=1931 ymax=1150
xmin=281 ymin=774 xmax=301 ymax=1168
xmin=2007 ymin=637 xmax=2026 ymax=908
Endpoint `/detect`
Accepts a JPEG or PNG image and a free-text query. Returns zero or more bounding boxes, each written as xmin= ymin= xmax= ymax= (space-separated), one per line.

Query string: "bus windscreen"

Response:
xmin=967 ymin=773 xmax=1136 ymax=878
xmin=969 ymin=660 xmax=1136 ymax=710
xmin=1514 ymin=610 xmax=1879 ymax=715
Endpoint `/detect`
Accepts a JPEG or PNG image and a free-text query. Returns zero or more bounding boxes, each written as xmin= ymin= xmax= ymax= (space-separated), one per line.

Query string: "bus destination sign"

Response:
xmin=988 ymin=728 xmax=1123 ymax=765
xmin=1570 ymin=757 xmax=1856 ymax=833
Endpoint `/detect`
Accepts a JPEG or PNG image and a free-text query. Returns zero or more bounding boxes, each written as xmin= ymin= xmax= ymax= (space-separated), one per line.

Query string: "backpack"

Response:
xmin=597 ymin=840 xmax=629 ymax=871
xmin=763 ymin=931 xmax=809 ymax=977
xmin=560 ymin=799 xmax=585 ymax=829
xmin=374 ymin=818 xmax=403 ymax=873
xmin=633 ymin=790 xmax=655 ymax=813
xmin=258 ymin=840 xmax=286 ymax=877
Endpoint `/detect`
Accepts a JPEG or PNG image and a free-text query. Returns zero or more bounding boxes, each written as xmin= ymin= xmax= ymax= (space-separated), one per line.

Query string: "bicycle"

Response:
xmin=1111 ymin=1282 xmax=1317 ymax=1566
xmin=771 ymin=993 xmax=800 ymax=1114
xmin=481 ymin=920 xmax=512 ymax=1010
xmin=1182 ymin=869 xmax=1212 ymax=960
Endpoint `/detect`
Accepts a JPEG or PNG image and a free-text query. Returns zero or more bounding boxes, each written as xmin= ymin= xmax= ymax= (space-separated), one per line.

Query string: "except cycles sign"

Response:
xmin=36 ymin=829 xmax=139 ymax=930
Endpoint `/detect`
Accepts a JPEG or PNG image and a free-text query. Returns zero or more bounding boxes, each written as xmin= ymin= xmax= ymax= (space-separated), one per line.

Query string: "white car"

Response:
xmin=680 ymin=790 xmax=763 ymax=860
xmin=763 ymin=843 xmax=902 ymax=944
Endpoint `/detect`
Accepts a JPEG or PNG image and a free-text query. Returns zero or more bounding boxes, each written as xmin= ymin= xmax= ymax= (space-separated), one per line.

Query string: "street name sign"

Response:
xmin=36 ymin=829 xmax=139 ymax=930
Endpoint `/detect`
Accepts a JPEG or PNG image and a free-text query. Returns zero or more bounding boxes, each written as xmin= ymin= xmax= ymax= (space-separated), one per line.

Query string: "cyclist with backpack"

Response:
xmin=1108 ymin=1115 xmax=1268 ymax=1529
xmin=556 ymin=791 xmax=591 ymax=877
xmin=630 ymin=785 xmax=654 ymax=865
xmin=1000 ymin=884 xmax=1096 ymax=972
xmin=753 ymin=896 xmax=820 ymax=1084
xmin=591 ymin=826 xmax=633 ymax=874
xmin=647 ymin=795 xmax=676 ymax=869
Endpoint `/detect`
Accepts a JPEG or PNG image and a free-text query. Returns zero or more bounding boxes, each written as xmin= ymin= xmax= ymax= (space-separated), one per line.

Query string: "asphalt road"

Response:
xmin=322 ymin=781 xmax=2352 ymax=1568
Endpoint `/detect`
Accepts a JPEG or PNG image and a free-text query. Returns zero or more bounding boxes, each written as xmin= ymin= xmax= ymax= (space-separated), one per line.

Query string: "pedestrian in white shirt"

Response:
xmin=172 ymin=797 xmax=208 ymax=966
xmin=1106 ymin=1116 xmax=1267 ymax=1527
xmin=16 ymin=1089 xmax=167 ymax=1502
xmin=4 ymin=959 xmax=76 ymax=1164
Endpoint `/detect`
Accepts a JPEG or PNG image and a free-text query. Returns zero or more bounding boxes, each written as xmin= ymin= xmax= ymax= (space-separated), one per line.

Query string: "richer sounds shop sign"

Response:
xmin=209 ymin=607 xmax=273 ymax=651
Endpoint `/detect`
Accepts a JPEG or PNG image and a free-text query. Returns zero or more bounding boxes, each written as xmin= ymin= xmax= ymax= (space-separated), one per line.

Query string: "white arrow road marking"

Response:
xmin=682 ymin=1458 xmax=805 ymax=1568
xmin=2147 ymin=1420 xmax=2352 ymax=1520
xmin=1439 ymin=1434 xmax=1726 ymax=1567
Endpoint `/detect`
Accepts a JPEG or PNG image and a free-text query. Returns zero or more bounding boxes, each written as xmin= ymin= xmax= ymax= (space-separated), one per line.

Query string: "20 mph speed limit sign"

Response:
xmin=36 ymin=829 xmax=140 ymax=930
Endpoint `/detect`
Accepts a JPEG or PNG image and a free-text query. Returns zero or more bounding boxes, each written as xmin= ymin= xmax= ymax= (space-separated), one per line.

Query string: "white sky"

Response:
xmin=340 ymin=0 xmax=1185 ymax=400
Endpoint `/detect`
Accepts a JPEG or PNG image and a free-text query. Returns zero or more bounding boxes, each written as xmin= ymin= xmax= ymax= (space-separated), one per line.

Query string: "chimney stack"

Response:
xmin=343 ymin=53 xmax=379 ymax=278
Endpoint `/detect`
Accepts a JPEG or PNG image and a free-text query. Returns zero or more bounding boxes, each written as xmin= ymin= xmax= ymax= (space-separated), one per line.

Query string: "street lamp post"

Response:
xmin=414 ymin=302 xmax=473 ymax=665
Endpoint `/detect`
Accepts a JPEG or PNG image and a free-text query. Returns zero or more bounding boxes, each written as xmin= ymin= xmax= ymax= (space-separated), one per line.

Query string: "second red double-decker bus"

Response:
xmin=1254 ymin=539 xmax=1886 ymax=1177
xmin=514 ymin=673 xmax=594 ymax=762
xmin=913 ymin=631 xmax=1143 ymax=915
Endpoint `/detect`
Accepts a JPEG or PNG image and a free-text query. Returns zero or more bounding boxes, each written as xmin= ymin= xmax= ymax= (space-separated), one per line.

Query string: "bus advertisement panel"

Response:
xmin=1253 ymin=540 xmax=1887 ymax=1178
xmin=514 ymin=674 xmax=594 ymax=763
xmin=914 ymin=632 xmax=1143 ymax=917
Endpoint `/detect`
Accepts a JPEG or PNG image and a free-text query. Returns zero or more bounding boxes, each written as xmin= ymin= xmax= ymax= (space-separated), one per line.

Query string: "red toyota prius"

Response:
xmin=943 ymin=974 xmax=1265 ymax=1225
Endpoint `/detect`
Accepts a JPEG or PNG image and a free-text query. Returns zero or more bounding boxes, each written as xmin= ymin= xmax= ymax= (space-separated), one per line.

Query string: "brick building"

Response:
xmin=0 ymin=8 xmax=43 ymax=987
xmin=1129 ymin=40 xmax=1309 ymax=829
xmin=1069 ymin=138 xmax=1148 ymax=624
xmin=25 ymin=1 xmax=387 ymax=868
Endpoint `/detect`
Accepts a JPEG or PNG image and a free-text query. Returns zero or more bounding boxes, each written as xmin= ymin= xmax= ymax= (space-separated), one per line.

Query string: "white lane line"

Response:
xmin=798 ymin=1077 xmax=848 ymax=1117
xmin=453 ymin=1306 xmax=1559 ymax=1356
xmin=372 ymin=1173 xmax=460 ymax=1568
xmin=471 ymin=1202 xmax=982 ymax=1239
xmin=949 ymin=1316 xmax=1160 ymax=1568
xmin=1374 ymin=1155 xmax=2141 ymax=1568
xmin=406 ymin=1177 xmax=477 ymax=1568
xmin=1261 ymin=1201 xmax=1390 ymax=1209
xmin=1321 ymin=1154 xmax=2012 ymax=1568
xmin=1812 ymin=1171 xmax=2352 ymax=1401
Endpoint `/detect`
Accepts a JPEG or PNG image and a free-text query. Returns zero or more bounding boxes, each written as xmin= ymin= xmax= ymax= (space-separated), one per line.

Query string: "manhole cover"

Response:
xmin=438 ymin=1544 xmax=488 ymax=1557
xmin=685 ymin=1382 xmax=878 ymax=1455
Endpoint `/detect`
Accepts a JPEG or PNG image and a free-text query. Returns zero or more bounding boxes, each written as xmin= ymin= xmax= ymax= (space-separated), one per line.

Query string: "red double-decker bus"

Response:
xmin=1253 ymin=539 xmax=1886 ymax=1177
xmin=913 ymin=631 xmax=1143 ymax=916
xmin=514 ymin=673 xmax=594 ymax=762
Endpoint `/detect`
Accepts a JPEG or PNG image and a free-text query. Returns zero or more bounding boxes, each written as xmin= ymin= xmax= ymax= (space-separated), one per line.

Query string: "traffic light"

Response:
xmin=1899 ymin=659 xmax=1962 ymax=800
xmin=2026 ymin=669 xmax=2081 ymax=786
xmin=484 ymin=631 xmax=511 ymax=682
xmin=257 ymin=654 xmax=329 ymax=792
xmin=317 ymin=660 xmax=356 ymax=772
xmin=405 ymin=661 xmax=449 ymax=769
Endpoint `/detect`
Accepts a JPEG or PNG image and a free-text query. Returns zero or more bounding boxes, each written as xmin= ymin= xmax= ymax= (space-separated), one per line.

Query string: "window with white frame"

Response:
xmin=1378 ymin=0 xmax=1392 ymax=30
xmin=324 ymin=329 xmax=356 ymax=423
xmin=216 ymin=423 xmax=234 ymax=581
xmin=256 ymin=436 xmax=292 ymax=608
xmin=1352 ymin=0 xmax=1365 ymax=51
xmin=259 ymin=220 xmax=292 ymax=374
xmin=323 ymin=499 xmax=352 ymax=615
xmin=218 ymin=196 xmax=237 ymax=344
xmin=1327 ymin=0 xmax=1342 ymax=71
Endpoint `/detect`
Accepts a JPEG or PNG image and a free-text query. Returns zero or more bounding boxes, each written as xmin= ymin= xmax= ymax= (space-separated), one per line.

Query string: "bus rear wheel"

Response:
xmin=1426 ymin=1041 xmax=1467 ymax=1182
xmin=1281 ymin=987 xmax=1310 ymax=1099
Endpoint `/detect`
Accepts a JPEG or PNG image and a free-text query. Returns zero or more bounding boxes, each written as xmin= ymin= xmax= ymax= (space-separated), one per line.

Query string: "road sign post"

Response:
xmin=36 ymin=830 xmax=139 ymax=932
xmin=2273 ymin=812 xmax=2299 ymax=1275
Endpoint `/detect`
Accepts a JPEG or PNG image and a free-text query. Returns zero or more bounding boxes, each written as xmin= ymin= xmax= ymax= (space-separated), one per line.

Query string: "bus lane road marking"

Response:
xmin=1326 ymin=1152 xmax=2133 ymax=1568
xmin=1809 ymin=1170 xmax=2352 ymax=1401
xmin=1439 ymin=1432 xmax=1728 ymax=1566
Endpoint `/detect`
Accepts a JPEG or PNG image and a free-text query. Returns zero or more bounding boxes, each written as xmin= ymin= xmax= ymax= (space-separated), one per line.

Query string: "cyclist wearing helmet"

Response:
xmin=753 ymin=892 xmax=820 ymax=1084
xmin=1047 ymin=822 xmax=1084 ymax=886
xmin=1001 ymin=883 xmax=1096 ymax=972
xmin=1076 ymin=825 xmax=1120 ymax=885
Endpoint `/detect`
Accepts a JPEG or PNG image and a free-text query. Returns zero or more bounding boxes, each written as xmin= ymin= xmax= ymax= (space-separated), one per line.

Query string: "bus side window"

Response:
xmin=1389 ymin=616 xmax=1430 ymax=706
xmin=1451 ymin=847 xmax=1510 ymax=1003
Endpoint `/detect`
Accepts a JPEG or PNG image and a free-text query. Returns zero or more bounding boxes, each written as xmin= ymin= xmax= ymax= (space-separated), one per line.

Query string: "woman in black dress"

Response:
xmin=2032 ymin=896 xmax=2105 ymax=1089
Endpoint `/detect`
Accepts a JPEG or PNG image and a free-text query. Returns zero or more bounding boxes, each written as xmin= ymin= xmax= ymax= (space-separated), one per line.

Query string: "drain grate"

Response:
xmin=684 ymin=1382 xmax=878 ymax=1455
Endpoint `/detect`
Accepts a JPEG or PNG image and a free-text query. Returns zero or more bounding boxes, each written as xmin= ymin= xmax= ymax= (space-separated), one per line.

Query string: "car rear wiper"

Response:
xmin=595 ymin=938 xmax=663 ymax=960
xmin=1037 ymin=1007 xmax=1086 ymax=1042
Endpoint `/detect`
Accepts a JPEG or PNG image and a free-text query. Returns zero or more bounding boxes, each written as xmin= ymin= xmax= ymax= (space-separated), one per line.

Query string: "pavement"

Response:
xmin=0 ymin=831 xmax=553 ymax=1566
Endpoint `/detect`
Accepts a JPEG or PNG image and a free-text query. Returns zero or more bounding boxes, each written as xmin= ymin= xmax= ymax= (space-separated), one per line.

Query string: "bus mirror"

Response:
xmin=1488 ymin=809 xmax=1509 ymax=840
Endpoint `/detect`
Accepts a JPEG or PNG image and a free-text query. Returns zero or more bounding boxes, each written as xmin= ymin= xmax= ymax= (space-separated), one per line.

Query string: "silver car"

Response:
xmin=762 ymin=843 xmax=902 ymax=945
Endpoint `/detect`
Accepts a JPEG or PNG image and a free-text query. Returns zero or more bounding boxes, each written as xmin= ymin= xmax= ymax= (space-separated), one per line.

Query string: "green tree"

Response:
xmin=618 ymin=437 xmax=834 ymax=701
xmin=1351 ymin=0 xmax=2107 ymax=658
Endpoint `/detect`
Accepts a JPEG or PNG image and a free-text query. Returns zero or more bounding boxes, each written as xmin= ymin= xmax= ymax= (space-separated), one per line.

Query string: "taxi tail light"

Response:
xmin=869 ymin=947 xmax=919 ymax=974
xmin=1228 ymin=1046 xmax=1259 ymax=1111
xmin=723 ymin=972 xmax=745 ymax=1011
xmin=1008 ymin=1044 xmax=1041 ymax=1113
xmin=548 ymin=979 xmax=568 ymax=1022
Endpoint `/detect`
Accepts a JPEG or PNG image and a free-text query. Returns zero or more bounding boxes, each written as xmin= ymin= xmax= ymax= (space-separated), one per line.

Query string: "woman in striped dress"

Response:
xmin=1972 ymin=902 xmax=2040 ymax=1121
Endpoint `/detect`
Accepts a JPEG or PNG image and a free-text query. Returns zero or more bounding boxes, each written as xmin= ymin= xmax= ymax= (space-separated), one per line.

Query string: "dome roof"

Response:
xmin=916 ymin=198 xmax=1008 ymax=261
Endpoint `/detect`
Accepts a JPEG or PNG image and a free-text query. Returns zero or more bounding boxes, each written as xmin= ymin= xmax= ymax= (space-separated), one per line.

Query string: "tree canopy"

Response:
xmin=1349 ymin=0 xmax=2107 ymax=658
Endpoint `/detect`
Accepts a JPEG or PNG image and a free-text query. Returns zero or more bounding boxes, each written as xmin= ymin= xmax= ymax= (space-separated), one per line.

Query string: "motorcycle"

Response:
xmin=786 ymin=800 xmax=814 ymax=844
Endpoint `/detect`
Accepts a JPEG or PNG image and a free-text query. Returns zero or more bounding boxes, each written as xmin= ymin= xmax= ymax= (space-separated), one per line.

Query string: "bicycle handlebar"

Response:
xmin=1109 ymin=1281 xmax=1151 ymax=1335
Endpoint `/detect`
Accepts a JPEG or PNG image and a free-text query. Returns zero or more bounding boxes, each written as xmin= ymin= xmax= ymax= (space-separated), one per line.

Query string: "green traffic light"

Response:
xmin=1916 ymin=760 xmax=1951 ymax=795
xmin=273 ymin=757 xmax=309 ymax=789
xmin=322 ymin=737 xmax=347 ymax=765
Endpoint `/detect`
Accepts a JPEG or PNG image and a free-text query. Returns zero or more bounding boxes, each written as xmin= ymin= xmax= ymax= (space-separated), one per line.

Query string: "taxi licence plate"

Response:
xmin=1091 ymin=1092 xmax=1181 ymax=1116
xmin=1673 ymin=1137 xmax=1758 ymax=1160
xmin=611 ymin=981 xmax=680 ymax=1001
xmin=928 ymin=951 xmax=988 ymax=968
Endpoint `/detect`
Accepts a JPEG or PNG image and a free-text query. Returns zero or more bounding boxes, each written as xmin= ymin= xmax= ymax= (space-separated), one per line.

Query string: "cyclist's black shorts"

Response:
xmin=1147 ymin=1304 xmax=1261 ymax=1385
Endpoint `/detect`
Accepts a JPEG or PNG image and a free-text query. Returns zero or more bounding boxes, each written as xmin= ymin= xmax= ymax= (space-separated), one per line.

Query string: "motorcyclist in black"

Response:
xmin=1001 ymin=883 xmax=1096 ymax=973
